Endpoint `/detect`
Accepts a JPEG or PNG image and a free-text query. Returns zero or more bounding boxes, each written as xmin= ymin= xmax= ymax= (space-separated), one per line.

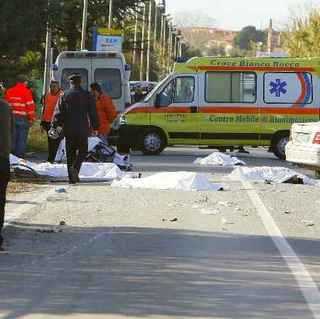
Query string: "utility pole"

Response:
xmin=173 ymin=32 xmax=177 ymax=60
xmin=139 ymin=4 xmax=146 ymax=81
xmin=167 ymin=23 xmax=172 ymax=72
xmin=146 ymin=0 xmax=153 ymax=82
xmin=81 ymin=0 xmax=88 ymax=50
xmin=153 ymin=1 xmax=158 ymax=48
xmin=159 ymin=13 xmax=165 ymax=60
xmin=162 ymin=16 xmax=167 ymax=73
xmin=108 ymin=0 xmax=113 ymax=29
xmin=43 ymin=0 xmax=52 ymax=97
xmin=132 ymin=9 xmax=139 ymax=66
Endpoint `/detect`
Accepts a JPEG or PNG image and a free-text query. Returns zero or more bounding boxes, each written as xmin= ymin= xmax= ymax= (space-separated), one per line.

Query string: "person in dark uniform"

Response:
xmin=0 ymin=98 xmax=12 ymax=249
xmin=52 ymin=74 xmax=99 ymax=184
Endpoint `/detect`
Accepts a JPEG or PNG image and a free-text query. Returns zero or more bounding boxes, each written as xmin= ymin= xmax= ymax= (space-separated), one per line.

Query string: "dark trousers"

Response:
xmin=12 ymin=117 xmax=30 ymax=158
xmin=42 ymin=122 xmax=63 ymax=163
xmin=65 ymin=136 xmax=88 ymax=182
xmin=0 ymin=157 xmax=10 ymax=246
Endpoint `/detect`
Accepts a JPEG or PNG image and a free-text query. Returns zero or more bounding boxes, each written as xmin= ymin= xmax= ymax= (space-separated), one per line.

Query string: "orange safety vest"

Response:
xmin=5 ymin=83 xmax=36 ymax=121
xmin=96 ymin=94 xmax=117 ymax=135
xmin=42 ymin=90 xmax=63 ymax=122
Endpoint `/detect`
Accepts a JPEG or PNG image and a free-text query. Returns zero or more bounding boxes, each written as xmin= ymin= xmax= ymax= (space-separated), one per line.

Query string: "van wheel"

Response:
xmin=141 ymin=130 xmax=166 ymax=155
xmin=272 ymin=134 xmax=289 ymax=160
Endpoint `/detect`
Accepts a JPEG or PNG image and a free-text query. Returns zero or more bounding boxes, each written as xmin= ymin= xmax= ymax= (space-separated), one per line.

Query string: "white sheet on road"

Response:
xmin=194 ymin=152 xmax=246 ymax=167
xmin=229 ymin=166 xmax=319 ymax=186
xmin=10 ymin=154 xmax=124 ymax=180
xmin=112 ymin=172 xmax=224 ymax=191
xmin=55 ymin=137 xmax=102 ymax=162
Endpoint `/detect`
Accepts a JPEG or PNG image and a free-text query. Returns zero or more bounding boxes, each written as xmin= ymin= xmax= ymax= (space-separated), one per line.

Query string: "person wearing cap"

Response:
xmin=5 ymin=75 xmax=36 ymax=158
xmin=0 ymin=98 xmax=12 ymax=249
xmin=52 ymin=73 xmax=99 ymax=184
xmin=41 ymin=81 xmax=63 ymax=163
xmin=90 ymin=82 xmax=117 ymax=144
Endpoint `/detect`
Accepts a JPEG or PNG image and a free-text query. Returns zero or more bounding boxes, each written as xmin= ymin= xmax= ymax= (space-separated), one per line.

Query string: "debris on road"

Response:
xmin=221 ymin=218 xmax=235 ymax=225
xmin=56 ymin=188 xmax=67 ymax=194
xmin=111 ymin=172 xmax=224 ymax=192
xmin=170 ymin=218 xmax=178 ymax=222
xmin=194 ymin=152 xmax=246 ymax=167
xmin=302 ymin=220 xmax=315 ymax=227
xmin=200 ymin=208 xmax=220 ymax=215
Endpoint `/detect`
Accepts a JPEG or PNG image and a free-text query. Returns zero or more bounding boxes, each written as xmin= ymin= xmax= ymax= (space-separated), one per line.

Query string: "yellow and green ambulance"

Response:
xmin=111 ymin=56 xmax=320 ymax=159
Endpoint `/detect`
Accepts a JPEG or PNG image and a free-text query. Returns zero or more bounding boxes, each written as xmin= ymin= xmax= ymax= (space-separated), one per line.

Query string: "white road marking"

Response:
xmin=241 ymin=175 xmax=320 ymax=319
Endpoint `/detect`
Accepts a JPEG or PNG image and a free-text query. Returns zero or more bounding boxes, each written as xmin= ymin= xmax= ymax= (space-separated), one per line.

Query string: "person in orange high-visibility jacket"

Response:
xmin=5 ymin=75 xmax=36 ymax=158
xmin=41 ymin=81 xmax=64 ymax=163
xmin=90 ymin=82 xmax=117 ymax=143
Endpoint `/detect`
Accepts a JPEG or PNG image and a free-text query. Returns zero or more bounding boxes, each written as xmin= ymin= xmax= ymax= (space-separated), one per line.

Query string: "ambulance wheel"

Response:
xmin=141 ymin=130 xmax=166 ymax=155
xmin=272 ymin=133 xmax=289 ymax=160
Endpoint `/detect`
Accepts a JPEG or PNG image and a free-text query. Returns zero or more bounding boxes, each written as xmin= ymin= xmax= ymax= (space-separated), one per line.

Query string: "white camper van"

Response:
xmin=52 ymin=51 xmax=131 ymax=112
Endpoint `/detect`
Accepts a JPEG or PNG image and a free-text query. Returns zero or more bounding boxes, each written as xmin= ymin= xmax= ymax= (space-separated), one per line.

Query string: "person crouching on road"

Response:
xmin=52 ymin=74 xmax=99 ymax=184
xmin=5 ymin=75 xmax=36 ymax=158
xmin=90 ymin=82 xmax=117 ymax=144
xmin=0 ymin=99 xmax=12 ymax=249
xmin=41 ymin=81 xmax=64 ymax=163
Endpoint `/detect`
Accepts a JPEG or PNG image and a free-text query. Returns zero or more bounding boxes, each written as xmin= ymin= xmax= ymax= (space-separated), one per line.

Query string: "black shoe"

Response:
xmin=69 ymin=168 xmax=79 ymax=184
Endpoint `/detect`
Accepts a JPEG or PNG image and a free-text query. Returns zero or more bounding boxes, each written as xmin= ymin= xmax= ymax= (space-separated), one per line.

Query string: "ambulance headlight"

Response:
xmin=112 ymin=114 xmax=128 ymax=130
xmin=119 ymin=114 xmax=128 ymax=125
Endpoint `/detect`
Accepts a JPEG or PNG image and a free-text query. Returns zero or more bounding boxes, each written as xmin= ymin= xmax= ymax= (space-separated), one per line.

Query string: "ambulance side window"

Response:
xmin=173 ymin=77 xmax=195 ymax=103
xmin=157 ymin=76 xmax=195 ymax=107
xmin=157 ymin=81 xmax=174 ymax=107
xmin=205 ymin=72 xmax=256 ymax=103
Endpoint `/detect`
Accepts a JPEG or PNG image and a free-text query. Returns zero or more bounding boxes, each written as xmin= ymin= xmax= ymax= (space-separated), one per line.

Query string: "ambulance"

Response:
xmin=111 ymin=57 xmax=320 ymax=158
xmin=52 ymin=51 xmax=131 ymax=112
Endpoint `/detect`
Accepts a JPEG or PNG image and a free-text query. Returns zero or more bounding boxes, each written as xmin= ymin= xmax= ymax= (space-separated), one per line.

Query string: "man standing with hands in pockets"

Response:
xmin=52 ymin=74 xmax=99 ymax=184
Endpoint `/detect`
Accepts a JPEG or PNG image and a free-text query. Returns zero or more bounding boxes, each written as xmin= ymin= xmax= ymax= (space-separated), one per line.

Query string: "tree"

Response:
xmin=283 ymin=7 xmax=320 ymax=57
xmin=233 ymin=26 xmax=266 ymax=51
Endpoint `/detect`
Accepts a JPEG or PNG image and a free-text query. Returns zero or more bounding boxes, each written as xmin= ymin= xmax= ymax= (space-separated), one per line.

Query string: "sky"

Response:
xmin=166 ymin=0 xmax=320 ymax=30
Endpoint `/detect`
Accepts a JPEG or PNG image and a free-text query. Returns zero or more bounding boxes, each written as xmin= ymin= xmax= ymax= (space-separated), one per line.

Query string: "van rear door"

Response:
xmin=59 ymin=57 xmax=91 ymax=91
xmin=91 ymin=58 xmax=123 ymax=112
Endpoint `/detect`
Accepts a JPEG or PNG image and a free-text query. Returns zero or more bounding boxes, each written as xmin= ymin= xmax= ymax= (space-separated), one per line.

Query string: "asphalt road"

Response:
xmin=0 ymin=147 xmax=319 ymax=319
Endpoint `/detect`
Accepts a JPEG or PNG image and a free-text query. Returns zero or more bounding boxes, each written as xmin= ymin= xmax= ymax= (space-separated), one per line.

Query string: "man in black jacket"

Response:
xmin=0 ymin=98 xmax=12 ymax=249
xmin=53 ymin=74 xmax=99 ymax=184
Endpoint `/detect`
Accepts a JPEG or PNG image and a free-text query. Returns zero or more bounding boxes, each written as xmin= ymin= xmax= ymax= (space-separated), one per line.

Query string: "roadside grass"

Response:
xmin=27 ymin=121 xmax=47 ymax=153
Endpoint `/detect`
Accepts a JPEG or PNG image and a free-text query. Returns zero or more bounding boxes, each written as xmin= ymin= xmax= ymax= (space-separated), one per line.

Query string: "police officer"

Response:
xmin=0 ymin=98 xmax=12 ymax=249
xmin=52 ymin=74 xmax=99 ymax=184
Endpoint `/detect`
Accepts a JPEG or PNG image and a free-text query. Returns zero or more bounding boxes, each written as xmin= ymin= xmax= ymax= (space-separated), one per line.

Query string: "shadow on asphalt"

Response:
xmin=0 ymin=224 xmax=316 ymax=319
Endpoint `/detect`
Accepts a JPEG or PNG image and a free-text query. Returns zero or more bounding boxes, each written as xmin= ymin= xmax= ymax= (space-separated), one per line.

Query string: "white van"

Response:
xmin=52 ymin=51 xmax=131 ymax=112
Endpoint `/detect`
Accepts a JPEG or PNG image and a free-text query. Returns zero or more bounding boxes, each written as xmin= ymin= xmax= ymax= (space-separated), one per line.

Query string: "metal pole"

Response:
xmin=108 ymin=0 xmax=113 ymax=29
xmin=132 ymin=9 xmax=139 ymax=66
xmin=159 ymin=14 xmax=164 ymax=59
xmin=43 ymin=1 xmax=52 ymax=97
xmin=139 ymin=4 xmax=146 ymax=81
xmin=146 ymin=0 xmax=153 ymax=82
xmin=162 ymin=17 xmax=167 ymax=73
xmin=167 ymin=24 xmax=172 ymax=72
xmin=153 ymin=2 xmax=158 ymax=48
xmin=81 ymin=0 xmax=88 ymax=50
xmin=173 ymin=33 xmax=177 ymax=60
